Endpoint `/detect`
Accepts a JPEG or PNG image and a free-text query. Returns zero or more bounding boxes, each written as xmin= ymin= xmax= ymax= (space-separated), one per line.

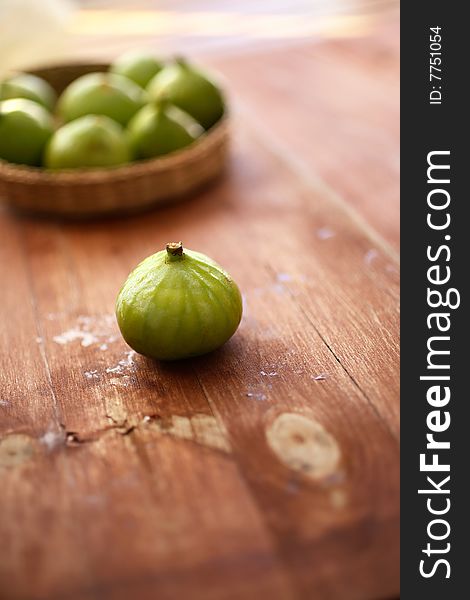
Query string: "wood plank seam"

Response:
xmin=192 ymin=373 xmax=302 ymax=600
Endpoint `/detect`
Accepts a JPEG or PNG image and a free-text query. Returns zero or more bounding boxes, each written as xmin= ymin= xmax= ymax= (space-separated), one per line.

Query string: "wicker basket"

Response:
xmin=0 ymin=63 xmax=229 ymax=217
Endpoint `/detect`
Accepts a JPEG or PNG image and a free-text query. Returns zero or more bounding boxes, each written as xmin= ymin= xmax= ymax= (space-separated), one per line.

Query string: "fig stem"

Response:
xmin=154 ymin=95 xmax=170 ymax=110
xmin=175 ymin=56 xmax=189 ymax=68
xmin=166 ymin=241 xmax=184 ymax=261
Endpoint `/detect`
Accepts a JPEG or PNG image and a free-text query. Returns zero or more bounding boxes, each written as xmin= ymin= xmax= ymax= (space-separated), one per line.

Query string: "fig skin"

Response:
xmin=127 ymin=100 xmax=203 ymax=159
xmin=110 ymin=51 xmax=164 ymax=88
xmin=0 ymin=98 xmax=54 ymax=166
xmin=0 ymin=73 xmax=57 ymax=112
xmin=57 ymin=72 xmax=146 ymax=126
xmin=44 ymin=115 xmax=131 ymax=169
xmin=116 ymin=242 xmax=243 ymax=360
xmin=147 ymin=59 xmax=225 ymax=130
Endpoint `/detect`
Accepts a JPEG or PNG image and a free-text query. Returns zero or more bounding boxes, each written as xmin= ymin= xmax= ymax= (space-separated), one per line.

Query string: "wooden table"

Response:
xmin=0 ymin=6 xmax=399 ymax=600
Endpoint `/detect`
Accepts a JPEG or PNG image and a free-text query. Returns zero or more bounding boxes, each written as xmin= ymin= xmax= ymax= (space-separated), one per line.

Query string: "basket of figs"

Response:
xmin=0 ymin=52 xmax=228 ymax=217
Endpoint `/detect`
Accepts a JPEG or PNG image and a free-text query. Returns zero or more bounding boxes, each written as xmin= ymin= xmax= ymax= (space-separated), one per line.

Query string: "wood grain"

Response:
xmin=1 ymin=116 xmax=398 ymax=598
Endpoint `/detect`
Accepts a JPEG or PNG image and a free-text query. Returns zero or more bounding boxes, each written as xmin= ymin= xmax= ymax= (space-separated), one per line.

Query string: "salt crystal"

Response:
xmin=316 ymin=227 xmax=335 ymax=240
xmin=53 ymin=329 xmax=98 ymax=347
xmin=40 ymin=428 xmax=64 ymax=450
xmin=84 ymin=370 xmax=99 ymax=380
xmin=312 ymin=373 xmax=328 ymax=381
xmin=271 ymin=283 xmax=285 ymax=295
xmin=106 ymin=351 xmax=136 ymax=375
xmin=364 ymin=249 xmax=379 ymax=265
xmin=246 ymin=392 xmax=267 ymax=401
xmin=52 ymin=314 xmax=119 ymax=349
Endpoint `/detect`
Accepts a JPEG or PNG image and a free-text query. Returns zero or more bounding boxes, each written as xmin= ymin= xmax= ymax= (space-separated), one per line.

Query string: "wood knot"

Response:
xmin=266 ymin=413 xmax=341 ymax=479
xmin=0 ymin=434 xmax=37 ymax=468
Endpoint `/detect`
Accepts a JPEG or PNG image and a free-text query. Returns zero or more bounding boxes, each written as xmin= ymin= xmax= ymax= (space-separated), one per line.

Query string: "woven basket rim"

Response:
xmin=0 ymin=61 xmax=228 ymax=185
xmin=4 ymin=60 xmax=110 ymax=77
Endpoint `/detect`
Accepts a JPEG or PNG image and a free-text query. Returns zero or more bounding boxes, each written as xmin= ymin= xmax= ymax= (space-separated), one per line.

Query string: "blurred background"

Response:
xmin=1 ymin=0 xmax=399 ymax=247
xmin=1 ymin=1 xmax=398 ymax=66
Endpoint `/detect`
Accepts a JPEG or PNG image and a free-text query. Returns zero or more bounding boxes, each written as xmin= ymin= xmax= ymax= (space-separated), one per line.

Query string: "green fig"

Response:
xmin=44 ymin=115 xmax=131 ymax=169
xmin=110 ymin=51 xmax=164 ymax=88
xmin=0 ymin=99 xmax=54 ymax=166
xmin=147 ymin=59 xmax=224 ymax=130
xmin=127 ymin=99 xmax=203 ymax=159
xmin=0 ymin=73 xmax=57 ymax=112
xmin=116 ymin=242 xmax=243 ymax=360
xmin=57 ymin=72 xmax=145 ymax=126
